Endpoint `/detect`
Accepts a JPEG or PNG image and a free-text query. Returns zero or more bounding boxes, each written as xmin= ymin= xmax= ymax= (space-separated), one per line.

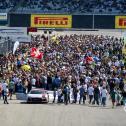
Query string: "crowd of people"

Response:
xmin=0 ymin=0 xmax=18 ymax=12
xmin=17 ymin=0 xmax=126 ymax=14
xmin=0 ymin=0 xmax=126 ymax=14
xmin=0 ymin=33 xmax=126 ymax=107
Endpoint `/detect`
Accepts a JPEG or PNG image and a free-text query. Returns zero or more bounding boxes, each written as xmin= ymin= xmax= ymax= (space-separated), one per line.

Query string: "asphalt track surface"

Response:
xmin=0 ymin=97 xmax=126 ymax=126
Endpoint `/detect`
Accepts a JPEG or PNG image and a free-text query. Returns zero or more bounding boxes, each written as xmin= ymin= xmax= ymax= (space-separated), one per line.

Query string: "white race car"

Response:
xmin=27 ymin=88 xmax=49 ymax=103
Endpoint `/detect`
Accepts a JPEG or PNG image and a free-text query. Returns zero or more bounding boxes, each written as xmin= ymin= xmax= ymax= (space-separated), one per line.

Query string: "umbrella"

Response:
xmin=21 ymin=65 xmax=31 ymax=71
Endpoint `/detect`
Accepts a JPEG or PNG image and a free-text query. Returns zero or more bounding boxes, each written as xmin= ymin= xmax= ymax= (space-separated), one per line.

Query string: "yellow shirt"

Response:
xmin=6 ymin=79 xmax=9 ymax=85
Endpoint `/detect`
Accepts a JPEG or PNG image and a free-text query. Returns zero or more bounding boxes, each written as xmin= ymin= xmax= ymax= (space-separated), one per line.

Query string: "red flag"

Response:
xmin=85 ymin=56 xmax=93 ymax=64
xmin=30 ymin=47 xmax=43 ymax=59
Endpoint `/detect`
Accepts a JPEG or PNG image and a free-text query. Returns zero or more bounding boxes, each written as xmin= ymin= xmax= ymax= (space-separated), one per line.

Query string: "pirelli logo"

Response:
xmin=31 ymin=15 xmax=72 ymax=28
xmin=115 ymin=16 xmax=126 ymax=29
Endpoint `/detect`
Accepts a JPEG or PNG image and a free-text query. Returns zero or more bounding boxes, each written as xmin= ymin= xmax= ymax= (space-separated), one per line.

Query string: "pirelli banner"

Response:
xmin=31 ymin=15 xmax=72 ymax=28
xmin=115 ymin=16 xmax=126 ymax=29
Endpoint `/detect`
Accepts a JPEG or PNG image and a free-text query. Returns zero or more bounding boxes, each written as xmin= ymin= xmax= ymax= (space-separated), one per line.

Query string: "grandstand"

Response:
xmin=0 ymin=0 xmax=126 ymax=14
xmin=0 ymin=0 xmax=19 ymax=13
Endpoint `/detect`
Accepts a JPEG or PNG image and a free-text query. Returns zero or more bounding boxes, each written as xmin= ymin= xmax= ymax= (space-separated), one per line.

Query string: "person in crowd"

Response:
xmin=47 ymin=73 xmax=52 ymax=90
xmin=116 ymin=89 xmax=122 ymax=106
xmin=122 ymin=91 xmax=126 ymax=105
xmin=31 ymin=76 xmax=36 ymax=88
xmin=27 ymin=82 xmax=32 ymax=93
xmin=3 ymin=86 xmax=9 ymax=104
xmin=53 ymin=88 xmax=57 ymax=103
xmin=88 ymin=84 xmax=94 ymax=104
xmin=92 ymin=85 xmax=100 ymax=105
xmin=99 ymin=85 xmax=103 ymax=104
xmin=67 ymin=84 xmax=71 ymax=104
xmin=79 ymin=85 xmax=86 ymax=104
xmin=57 ymin=87 xmax=63 ymax=103
xmin=8 ymin=79 xmax=14 ymax=100
xmin=72 ymin=84 xmax=78 ymax=104
xmin=41 ymin=74 xmax=47 ymax=89
xmin=0 ymin=82 xmax=2 ymax=99
xmin=101 ymin=86 xmax=108 ymax=107
xmin=63 ymin=84 xmax=69 ymax=105
xmin=110 ymin=88 xmax=116 ymax=108
xmin=2 ymin=80 xmax=8 ymax=100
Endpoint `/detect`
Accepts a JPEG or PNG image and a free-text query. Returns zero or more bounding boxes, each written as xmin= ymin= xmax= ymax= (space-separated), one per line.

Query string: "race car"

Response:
xmin=27 ymin=88 xmax=49 ymax=103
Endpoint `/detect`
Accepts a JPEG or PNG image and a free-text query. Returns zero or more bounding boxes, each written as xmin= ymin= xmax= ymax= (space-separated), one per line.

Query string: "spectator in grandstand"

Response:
xmin=15 ymin=0 xmax=126 ymax=14
xmin=0 ymin=0 xmax=18 ymax=12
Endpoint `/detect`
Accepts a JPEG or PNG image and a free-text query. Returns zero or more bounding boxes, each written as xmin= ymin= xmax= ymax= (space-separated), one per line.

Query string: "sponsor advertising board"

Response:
xmin=31 ymin=15 xmax=72 ymax=28
xmin=0 ymin=13 xmax=7 ymax=20
xmin=115 ymin=16 xmax=126 ymax=29
xmin=0 ymin=13 xmax=7 ymax=26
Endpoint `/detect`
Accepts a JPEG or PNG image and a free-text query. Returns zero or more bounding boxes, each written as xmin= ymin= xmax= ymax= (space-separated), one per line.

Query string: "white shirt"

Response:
xmin=101 ymin=89 xmax=107 ymax=98
xmin=13 ymin=77 xmax=19 ymax=84
xmin=88 ymin=86 xmax=94 ymax=96
xmin=115 ymin=61 xmax=120 ymax=67
xmin=84 ymin=84 xmax=87 ymax=92
xmin=4 ymin=88 xmax=9 ymax=96
xmin=108 ymin=61 xmax=112 ymax=67
xmin=99 ymin=86 xmax=103 ymax=95
xmin=85 ymin=76 xmax=91 ymax=83
xmin=124 ymin=84 xmax=126 ymax=92
xmin=57 ymin=89 xmax=62 ymax=96
xmin=31 ymin=78 xmax=36 ymax=86
xmin=2 ymin=83 xmax=7 ymax=91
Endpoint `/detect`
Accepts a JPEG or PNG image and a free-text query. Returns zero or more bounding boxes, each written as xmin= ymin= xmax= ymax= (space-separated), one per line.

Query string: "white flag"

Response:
xmin=13 ymin=41 xmax=19 ymax=54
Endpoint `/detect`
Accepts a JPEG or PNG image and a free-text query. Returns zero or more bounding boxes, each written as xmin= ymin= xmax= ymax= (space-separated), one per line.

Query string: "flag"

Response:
xmin=122 ymin=47 xmax=126 ymax=55
xmin=30 ymin=47 xmax=43 ymax=59
xmin=51 ymin=35 xmax=57 ymax=41
xmin=51 ymin=35 xmax=60 ymax=44
xmin=13 ymin=41 xmax=20 ymax=54
xmin=85 ymin=56 xmax=94 ymax=64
